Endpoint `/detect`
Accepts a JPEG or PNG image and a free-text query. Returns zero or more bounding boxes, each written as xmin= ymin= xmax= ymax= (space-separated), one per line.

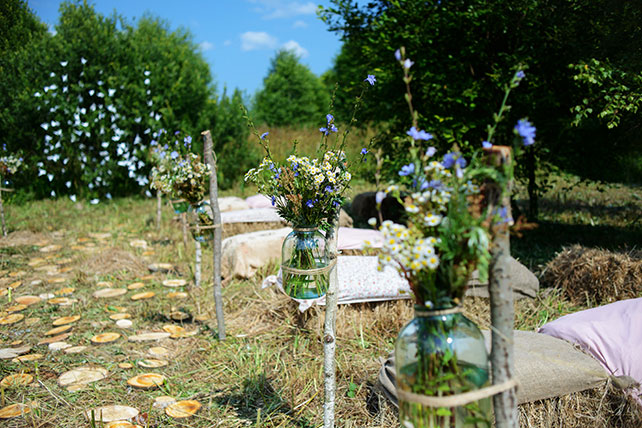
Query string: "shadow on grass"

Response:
xmin=215 ymin=373 xmax=315 ymax=428
xmin=511 ymin=220 xmax=642 ymax=272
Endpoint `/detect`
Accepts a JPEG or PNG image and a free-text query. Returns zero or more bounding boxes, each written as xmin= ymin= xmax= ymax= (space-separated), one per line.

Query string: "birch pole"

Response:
xmin=323 ymin=216 xmax=340 ymax=428
xmin=156 ymin=190 xmax=162 ymax=231
xmin=0 ymin=187 xmax=5 ymax=237
xmin=201 ymin=130 xmax=225 ymax=340
xmin=180 ymin=212 xmax=189 ymax=250
xmin=486 ymin=146 xmax=518 ymax=428
xmin=194 ymin=224 xmax=202 ymax=288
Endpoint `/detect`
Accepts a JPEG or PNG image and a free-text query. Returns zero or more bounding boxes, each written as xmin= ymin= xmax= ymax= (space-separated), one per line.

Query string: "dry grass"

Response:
xmin=0 ymin=193 xmax=641 ymax=427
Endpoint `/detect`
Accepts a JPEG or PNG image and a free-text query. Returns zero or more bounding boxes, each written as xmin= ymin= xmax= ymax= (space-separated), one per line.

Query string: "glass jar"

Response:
xmin=189 ymin=200 xmax=214 ymax=242
xmin=281 ymin=227 xmax=330 ymax=299
xmin=395 ymin=305 xmax=492 ymax=428
xmin=171 ymin=199 xmax=189 ymax=214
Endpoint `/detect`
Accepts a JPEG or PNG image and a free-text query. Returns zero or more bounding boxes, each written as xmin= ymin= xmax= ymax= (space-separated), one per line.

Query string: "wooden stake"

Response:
xmin=201 ymin=130 xmax=225 ymax=340
xmin=485 ymin=146 xmax=518 ymax=428
xmin=323 ymin=216 xmax=340 ymax=428
xmin=156 ymin=190 xmax=162 ymax=232
xmin=180 ymin=213 xmax=189 ymax=250
xmin=194 ymin=234 xmax=202 ymax=288
xmin=0 ymin=187 xmax=5 ymax=237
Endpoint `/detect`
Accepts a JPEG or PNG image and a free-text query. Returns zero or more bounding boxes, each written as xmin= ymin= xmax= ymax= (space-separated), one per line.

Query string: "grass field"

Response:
xmin=0 ymin=169 xmax=640 ymax=427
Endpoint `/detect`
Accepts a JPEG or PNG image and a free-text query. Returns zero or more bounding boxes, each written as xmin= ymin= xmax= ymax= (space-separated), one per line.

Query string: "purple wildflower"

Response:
xmin=514 ymin=119 xmax=536 ymax=146
xmin=260 ymin=132 xmax=269 ymax=140
xmin=364 ymin=74 xmax=376 ymax=86
xmin=407 ymin=126 xmax=433 ymax=141
xmin=482 ymin=140 xmax=492 ymax=149
xmin=399 ymin=163 xmax=415 ymax=176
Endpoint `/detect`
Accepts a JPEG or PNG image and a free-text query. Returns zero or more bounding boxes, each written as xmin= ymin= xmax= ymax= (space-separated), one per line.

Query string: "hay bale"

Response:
xmin=542 ymin=245 xmax=642 ymax=305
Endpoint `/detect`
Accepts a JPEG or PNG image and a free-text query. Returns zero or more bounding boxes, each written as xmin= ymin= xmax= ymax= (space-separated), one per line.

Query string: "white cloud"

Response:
xmin=282 ymin=40 xmax=308 ymax=58
xmin=292 ymin=20 xmax=307 ymax=29
xmin=249 ymin=0 xmax=317 ymax=19
xmin=199 ymin=41 xmax=214 ymax=51
xmin=241 ymin=31 xmax=278 ymax=51
xmin=223 ymin=40 xmax=233 ymax=47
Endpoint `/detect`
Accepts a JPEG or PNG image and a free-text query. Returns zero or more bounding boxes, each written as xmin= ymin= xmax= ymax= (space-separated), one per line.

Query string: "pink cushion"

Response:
xmin=245 ymin=194 xmax=274 ymax=209
xmin=337 ymin=227 xmax=382 ymax=250
xmin=539 ymin=298 xmax=642 ymax=403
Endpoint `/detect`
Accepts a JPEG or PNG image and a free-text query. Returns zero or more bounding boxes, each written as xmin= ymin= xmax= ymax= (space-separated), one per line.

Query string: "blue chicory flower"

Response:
xmin=375 ymin=191 xmax=386 ymax=205
xmin=425 ymin=146 xmax=437 ymax=157
xmin=170 ymin=151 xmax=179 ymax=160
xmin=325 ymin=185 xmax=334 ymax=193
xmin=184 ymin=135 xmax=192 ymax=145
xmin=360 ymin=148 xmax=368 ymax=155
xmin=271 ymin=196 xmax=276 ymax=206
xmin=516 ymin=70 xmax=525 ymax=80
xmin=394 ymin=49 xmax=402 ymax=61
xmin=306 ymin=199 xmax=315 ymax=208
xmin=260 ymin=132 xmax=269 ymax=140
xmin=326 ymin=114 xmax=334 ymax=124
xmin=514 ymin=119 xmax=536 ymax=146
xmin=403 ymin=58 xmax=414 ymax=69
xmin=482 ymin=140 xmax=493 ymax=149
xmin=399 ymin=163 xmax=415 ymax=176
xmin=364 ymin=74 xmax=376 ymax=86
xmin=407 ymin=126 xmax=433 ymax=141
xmin=442 ymin=152 xmax=457 ymax=169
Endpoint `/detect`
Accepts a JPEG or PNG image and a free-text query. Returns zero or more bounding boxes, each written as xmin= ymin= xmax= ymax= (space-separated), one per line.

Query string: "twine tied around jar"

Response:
xmin=397 ymin=378 xmax=519 ymax=408
xmin=281 ymin=257 xmax=337 ymax=276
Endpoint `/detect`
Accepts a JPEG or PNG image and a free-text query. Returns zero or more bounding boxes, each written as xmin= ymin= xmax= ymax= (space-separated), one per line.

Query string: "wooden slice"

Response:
xmin=84 ymin=405 xmax=139 ymax=423
xmin=38 ymin=332 xmax=72 ymax=345
xmin=140 ymin=274 xmax=155 ymax=281
xmin=6 ymin=304 xmax=27 ymax=313
xmin=89 ymin=232 xmax=111 ymax=240
xmin=93 ymin=288 xmax=127 ymax=298
xmin=137 ymin=358 xmax=168 ymax=368
xmin=54 ymin=287 xmax=75 ymax=295
xmin=165 ymin=400 xmax=201 ymax=419
xmin=48 ymin=297 xmax=77 ymax=306
xmin=118 ymin=362 xmax=133 ymax=369
xmin=11 ymin=353 xmax=43 ymax=363
xmin=9 ymin=271 xmax=26 ymax=277
xmin=1 ymin=373 xmax=34 ymax=387
xmin=96 ymin=281 xmax=113 ymax=288
xmin=194 ymin=314 xmax=210 ymax=322
xmin=91 ymin=332 xmax=120 ymax=344
xmin=109 ymin=313 xmax=131 ymax=321
xmin=40 ymin=244 xmax=61 ymax=253
xmin=52 ymin=315 xmax=81 ymax=326
xmin=148 ymin=347 xmax=169 ymax=358
xmin=170 ymin=330 xmax=198 ymax=339
xmin=0 ymin=346 xmax=30 ymax=360
xmin=58 ymin=367 xmax=108 ymax=386
xmin=162 ymin=325 xmax=184 ymax=335
xmin=45 ymin=324 xmax=73 ymax=336
xmin=47 ymin=277 xmax=67 ymax=284
xmin=162 ymin=279 xmax=187 ymax=288
xmin=148 ymin=263 xmax=173 ymax=273
xmin=38 ymin=292 xmax=54 ymax=299
xmin=48 ymin=341 xmax=72 ymax=351
xmin=104 ymin=305 xmax=126 ymax=312
xmin=14 ymin=296 xmax=41 ymax=306
xmin=28 ymin=258 xmax=46 ymax=267
xmin=59 ymin=266 xmax=73 ymax=274
xmin=169 ymin=311 xmax=191 ymax=322
xmin=131 ymin=292 xmax=155 ymax=301
xmin=142 ymin=250 xmax=155 ymax=257
xmin=0 ymin=403 xmax=32 ymax=419
xmin=153 ymin=396 xmax=176 ymax=409
xmin=0 ymin=314 xmax=24 ymax=325
xmin=167 ymin=292 xmax=188 ymax=299
xmin=116 ymin=319 xmax=133 ymax=329
xmin=0 ymin=288 xmax=7 ymax=297
xmin=76 ymin=237 xmax=91 ymax=243
xmin=7 ymin=280 xmax=22 ymax=289
xmin=66 ymin=384 xmax=86 ymax=392
xmin=129 ymin=239 xmax=147 ymax=249
xmin=10 ymin=340 xmax=22 ymax=346
xmin=127 ymin=373 xmax=165 ymax=389
xmin=105 ymin=421 xmax=137 ymax=428
xmin=127 ymin=332 xmax=170 ymax=342
xmin=63 ymin=346 xmax=87 ymax=354
xmin=127 ymin=282 xmax=145 ymax=290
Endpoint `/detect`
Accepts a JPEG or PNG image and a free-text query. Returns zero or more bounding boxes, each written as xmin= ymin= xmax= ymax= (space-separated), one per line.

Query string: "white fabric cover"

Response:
xmin=262 ymin=255 xmax=412 ymax=312
xmin=218 ymin=196 xmax=250 ymax=212
xmin=245 ymin=194 xmax=273 ymax=209
xmin=221 ymin=208 xmax=285 ymax=224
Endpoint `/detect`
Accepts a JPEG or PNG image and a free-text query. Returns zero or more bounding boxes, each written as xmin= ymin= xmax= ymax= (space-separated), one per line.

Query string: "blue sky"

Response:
xmin=29 ymin=0 xmax=344 ymax=97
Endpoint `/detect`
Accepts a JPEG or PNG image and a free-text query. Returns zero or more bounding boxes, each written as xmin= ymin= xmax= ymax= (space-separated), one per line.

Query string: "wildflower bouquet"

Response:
xmin=0 ymin=155 xmax=23 ymax=177
xmin=244 ymin=78 xmax=374 ymax=298
xmin=382 ymin=48 xmax=535 ymax=428
xmin=149 ymin=130 xmax=211 ymax=206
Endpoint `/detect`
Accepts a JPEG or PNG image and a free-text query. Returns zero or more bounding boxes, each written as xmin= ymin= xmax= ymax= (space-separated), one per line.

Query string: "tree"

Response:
xmin=320 ymin=0 xmax=642 ymax=186
xmin=253 ymin=49 xmax=330 ymax=127
xmin=0 ymin=0 xmax=48 ymax=55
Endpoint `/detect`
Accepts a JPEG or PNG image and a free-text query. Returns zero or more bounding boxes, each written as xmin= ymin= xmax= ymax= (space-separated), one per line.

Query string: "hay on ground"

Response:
xmin=79 ymin=247 xmax=147 ymax=278
xmin=542 ymin=245 xmax=642 ymax=305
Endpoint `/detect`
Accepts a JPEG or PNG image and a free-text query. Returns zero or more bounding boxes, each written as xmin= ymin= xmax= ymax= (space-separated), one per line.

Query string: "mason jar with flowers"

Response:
xmin=375 ymin=49 xmax=534 ymax=428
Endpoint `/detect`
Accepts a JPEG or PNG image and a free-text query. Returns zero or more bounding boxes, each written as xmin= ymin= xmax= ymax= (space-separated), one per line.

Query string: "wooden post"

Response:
xmin=485 ymin=146 xmax=518 ymax=428
xmin=180 ymin=212 xmax=189 ymax=250
xmin=323 ymin=216 xmax=340 ymax=428
xmin=201 ymin=130 xmax=225 ymax=340
xmin=194 ymin=228 xmax=202 ymax=288
xmin=156 ymin=190 xmax=162 ymax=232
xmin=0 ymin=187 xmax=5 ymax=237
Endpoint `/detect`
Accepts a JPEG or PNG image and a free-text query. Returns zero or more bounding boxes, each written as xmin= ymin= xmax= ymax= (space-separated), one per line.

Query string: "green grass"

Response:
xmin=0 ymin=170 xmax=640 ymax=427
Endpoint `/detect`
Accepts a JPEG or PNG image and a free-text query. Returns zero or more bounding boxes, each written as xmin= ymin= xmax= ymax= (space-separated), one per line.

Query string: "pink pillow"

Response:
xmin=539 ymin=298 xmax=642 ymax=403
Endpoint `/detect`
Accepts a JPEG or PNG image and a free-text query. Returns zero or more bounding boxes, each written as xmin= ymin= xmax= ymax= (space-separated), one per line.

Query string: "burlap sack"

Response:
xmin=218 ymin=196 xmax=250 ymax=212
xmin=466 ymin=257 xmax=539 ymax=300
xmin=221 ymin=227 xmax=291 ymax=278
xmin=378 ymin=330 xmax=608 ymax=407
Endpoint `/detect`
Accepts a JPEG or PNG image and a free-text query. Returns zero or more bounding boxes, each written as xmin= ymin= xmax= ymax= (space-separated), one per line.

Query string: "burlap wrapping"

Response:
xmin=466 ymin=256 xmax=539 ymax=300
xmin=379 ymin=330 xmax=609 ymax=407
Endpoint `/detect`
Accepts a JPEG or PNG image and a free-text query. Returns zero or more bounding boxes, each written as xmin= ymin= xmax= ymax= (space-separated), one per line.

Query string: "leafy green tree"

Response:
xmin=320 ymin=0 xmax=642 ymax=188
xmin=253 ymin=49 xmax=330 ymax=126
xmin=0 ymin=0 xmax=48 ymax=54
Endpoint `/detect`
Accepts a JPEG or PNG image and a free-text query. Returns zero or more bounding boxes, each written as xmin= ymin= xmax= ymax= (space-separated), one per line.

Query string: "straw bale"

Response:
xmin=542 ymin=245 xmax=642 ymax=305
